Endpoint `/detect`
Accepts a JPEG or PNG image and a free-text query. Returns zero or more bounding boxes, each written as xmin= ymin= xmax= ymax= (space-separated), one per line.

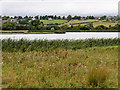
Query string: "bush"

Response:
xmin=79 ymin=25 xmax=91 ymax=30
xmin=111 ymin=24 xmax=120 ymax=30
xmin=51 ymin=27 xmax=55 ymax=31
xmin=95 ymin=25 xmax=108 ymax=30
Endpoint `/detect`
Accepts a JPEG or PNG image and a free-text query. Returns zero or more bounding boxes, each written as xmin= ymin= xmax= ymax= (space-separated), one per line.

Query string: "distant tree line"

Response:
xmin=2 ymin=15 xmax=96 ymax=20
xmin=2 ymin=20 xmax=120 ymax=31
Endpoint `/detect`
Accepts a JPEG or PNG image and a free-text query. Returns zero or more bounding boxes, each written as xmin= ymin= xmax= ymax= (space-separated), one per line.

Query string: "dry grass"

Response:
xmin=87 ymin=66 xmax=109 ymax=87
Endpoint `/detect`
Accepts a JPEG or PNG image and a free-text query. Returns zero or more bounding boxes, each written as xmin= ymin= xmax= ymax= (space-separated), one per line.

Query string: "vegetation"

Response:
xmin=40 ymin=20 xmax=67 ymax=24
xmin=2 ymin=38 xmax=119 ymax=52
xmin=2 ymin=15 xmax=120 ymax=33
xmin=2 ymin=46 xmax=118 ymax=88
xmin=2 ymin=38 xmax=119 ymax=88
xmin=2 ymin=15 xmax=119 ymax=88
xmin=93 ymin=22 xmax=117 ymax=27
xmin=0 ymin=30 xmax=28 ymax=33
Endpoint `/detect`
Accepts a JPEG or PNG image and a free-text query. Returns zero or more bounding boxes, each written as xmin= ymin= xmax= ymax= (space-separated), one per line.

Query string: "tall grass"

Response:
xmin=2 ymin=38 xmax=119 ymax=52
xmin=87 ymin=66 xmax=109 ymax=87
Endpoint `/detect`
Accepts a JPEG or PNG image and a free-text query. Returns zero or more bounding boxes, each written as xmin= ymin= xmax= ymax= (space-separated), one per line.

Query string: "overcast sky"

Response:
xmin=1 ymin=0 xmax=120 ymax=16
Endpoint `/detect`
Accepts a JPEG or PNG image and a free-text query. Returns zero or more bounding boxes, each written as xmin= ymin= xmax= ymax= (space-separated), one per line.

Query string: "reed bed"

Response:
xmin=2 ymin=38 xmax=119 ymax=52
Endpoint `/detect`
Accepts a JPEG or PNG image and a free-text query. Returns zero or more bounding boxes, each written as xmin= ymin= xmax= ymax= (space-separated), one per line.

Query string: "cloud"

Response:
xmin=1 ymin=0 xmax=119 ymax=16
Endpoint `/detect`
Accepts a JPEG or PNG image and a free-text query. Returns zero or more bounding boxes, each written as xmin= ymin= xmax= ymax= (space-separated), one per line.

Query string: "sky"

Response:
xmin=1 ymin=0 xmax=120 ymax=16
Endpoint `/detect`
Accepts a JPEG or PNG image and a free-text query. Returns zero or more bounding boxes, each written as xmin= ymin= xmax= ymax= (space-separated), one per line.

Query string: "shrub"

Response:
xmin=51 ymin=27 xmax=55 ymax=31
xmin=95 ymin=25 xmax=108 ymax=30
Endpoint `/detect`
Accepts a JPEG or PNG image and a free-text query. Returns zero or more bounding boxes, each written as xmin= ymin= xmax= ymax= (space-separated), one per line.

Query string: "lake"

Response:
xmin=0 ymin=32 xmax=119 ymax=40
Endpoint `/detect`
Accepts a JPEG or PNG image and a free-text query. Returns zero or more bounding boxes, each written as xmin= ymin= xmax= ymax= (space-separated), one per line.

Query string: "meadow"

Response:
xmin=2 ymin=46 xmax=118 ymax=88
xmin=59 ymin=19 xmax=118 ymax=27
xmin=2 ymin=38 xmax=119 ymax=88
xmin=41 ymin=20 xmax=68 ymax=24
xmin=93 ymin=22 xmax=117 ymax=27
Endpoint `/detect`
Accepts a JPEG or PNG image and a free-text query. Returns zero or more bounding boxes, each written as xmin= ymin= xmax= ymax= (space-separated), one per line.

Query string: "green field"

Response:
xmin=58 ymin=19 xmax=118 ymax=27
xmin=68 ymin=19 xmax=99 ymax=24
xmin=93 ymin=22 xmax=117 ymax=27
xmin=2 ymin=46 xmax=118 ymax=88
xmin=59 ymin=19 xmax=99 ymax=26
xmin=41 ymin=20 xmax=68 ymax=24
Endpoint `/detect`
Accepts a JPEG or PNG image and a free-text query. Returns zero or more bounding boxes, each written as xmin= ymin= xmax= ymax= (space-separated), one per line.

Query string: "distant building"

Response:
xmin=94 ymin=17 xmax=100 ymax=19
xmin=32 ymin=18 xmax=36 ymax=20
xmin=48 ymin=16 xmax=53 ymax=20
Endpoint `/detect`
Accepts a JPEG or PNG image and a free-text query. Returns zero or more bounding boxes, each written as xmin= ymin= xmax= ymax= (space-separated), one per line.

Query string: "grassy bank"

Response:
xmin=2 ymin=38 xmax=119 ymax=52
xmin=2 ymin=46 xmax=118 ymax=88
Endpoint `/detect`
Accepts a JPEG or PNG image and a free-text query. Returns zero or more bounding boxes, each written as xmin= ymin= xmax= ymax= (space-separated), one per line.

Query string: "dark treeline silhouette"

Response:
xmin=1 ymin=15 xmax=98 ymax=20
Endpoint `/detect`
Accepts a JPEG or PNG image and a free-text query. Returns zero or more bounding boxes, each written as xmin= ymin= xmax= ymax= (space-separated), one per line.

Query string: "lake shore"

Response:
xmin=0 ymin=29 xmax=119 ymax=35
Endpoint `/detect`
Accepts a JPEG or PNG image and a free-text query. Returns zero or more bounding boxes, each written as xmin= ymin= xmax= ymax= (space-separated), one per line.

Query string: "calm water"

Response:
xmin=0 ymin=32 xmax=119 ymax=40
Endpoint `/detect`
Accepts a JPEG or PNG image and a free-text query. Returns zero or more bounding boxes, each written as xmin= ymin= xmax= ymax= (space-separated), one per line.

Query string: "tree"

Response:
xmin=40 ymin=16 xmax=42 ymax=20
xmin=28 ymin=16 xmax=33 ymax=20
xmin=45 ymin=15 xmax=48 ymax=20
xmin=24 ymin=16 xmax=28 ymax=19
xmin=18 ymin=16 xmax=22 ymax=19
xmin=100 ymin=16 xmax=107 ymax=20
xmin=58 ymin=16 xmax=61 ymax=19
xmin=73 ymin=16 xmax=77 ymax=19
xmin=14 ymin=16 xmax=17 ymax=19
xmin=86 ymin=16 xmax=95 ymax=19
xmin=79 ymin=25 xmax=91 ymax=30
xmin=67 ymin=15 xmax=72 ymax=21
xmin=16 ymin=25 xmax=28 ymax=30
xmin=54 ymin=15 xmax=57 ymax=19
xmin=95 ymin=25 xmax=108 ymax=30
xmin=38 ymin=24 xmax=44 ymax=30
xmin=62 ymin=16 xmax=65 ymax=19
xmin=78 ymin=16 xmax=81 ymax=20
xmin=19 ymin=19 xmax=28 ymax=24
xmin=2 ymin=16 xmax=9 ymax=20
xmin=2 ymin=21 xmax=16 ymax=30
xmin=29 ymin=20 xmax=41 ymax=30
xmin=34 ymin=15 xmax=39 ymax=20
